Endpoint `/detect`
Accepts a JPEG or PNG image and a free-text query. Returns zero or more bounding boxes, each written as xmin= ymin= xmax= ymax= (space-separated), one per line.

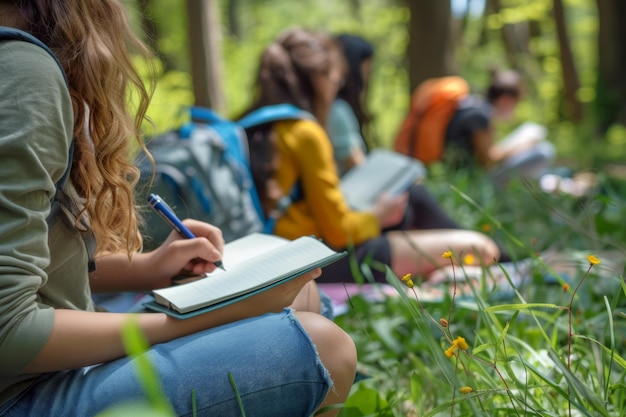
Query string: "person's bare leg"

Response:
xmin=295 ymin=311 xmax=357 ymax=417
xmin=290 ymin=280 xmax=322 ymax=312
xmin=386 ymin=229 xmax=501 ymax=278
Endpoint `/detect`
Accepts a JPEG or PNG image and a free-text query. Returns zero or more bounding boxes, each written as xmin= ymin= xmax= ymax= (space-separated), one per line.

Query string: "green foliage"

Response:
xmin=136 ymin=0 xmax=626 ymax=164
xmin=335 ymin=170 xmax=626 ymax=416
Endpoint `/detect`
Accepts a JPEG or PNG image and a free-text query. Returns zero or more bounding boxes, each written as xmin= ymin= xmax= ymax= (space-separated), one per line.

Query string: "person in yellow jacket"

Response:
xmin=240 ymin=28 xmax=502 ymax=284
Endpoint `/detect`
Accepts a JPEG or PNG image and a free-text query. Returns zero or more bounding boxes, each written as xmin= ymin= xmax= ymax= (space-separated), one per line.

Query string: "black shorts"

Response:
xmin=316 ymin=236 xmax=391 ymax=284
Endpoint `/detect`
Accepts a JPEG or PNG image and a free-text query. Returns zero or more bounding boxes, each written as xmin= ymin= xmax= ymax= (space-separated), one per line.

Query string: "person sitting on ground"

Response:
xmin=395 ymin=69 xmax=554 ymax=185
xmin=0 ymin=2 xmax=356 ymax=416
xmin=328 ymin=33 xmax=466 ymax=231
xmin=239 ymin=27 xmax=501 ymax=285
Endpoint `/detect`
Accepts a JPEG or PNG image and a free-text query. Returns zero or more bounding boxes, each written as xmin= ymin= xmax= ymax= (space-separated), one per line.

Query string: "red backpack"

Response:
xmin=394 ymin=76 xmax=469 ymax=164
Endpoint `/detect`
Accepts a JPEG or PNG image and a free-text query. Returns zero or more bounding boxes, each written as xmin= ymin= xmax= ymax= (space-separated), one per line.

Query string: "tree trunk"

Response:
xmin=185 ymin=0 xmax=224 ymax=111
xmin=553 ymin=0 xmax=584 ymax=122
xmin=596 ymin=0 xmax=626 ymax=132
xmin=405 ymin=0 xmax=455 ymax=92
xmin=226 ymin=0 xmax=241 ymax=38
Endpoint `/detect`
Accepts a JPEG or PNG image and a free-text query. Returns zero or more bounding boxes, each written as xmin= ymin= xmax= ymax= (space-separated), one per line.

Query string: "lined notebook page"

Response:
xmin=153 ymin=236 xmax=337 ymax=313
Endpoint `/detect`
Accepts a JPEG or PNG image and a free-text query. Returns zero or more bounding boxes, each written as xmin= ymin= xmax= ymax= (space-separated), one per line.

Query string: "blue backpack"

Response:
xmin=136 ymin=105 xmax=313 ymax=249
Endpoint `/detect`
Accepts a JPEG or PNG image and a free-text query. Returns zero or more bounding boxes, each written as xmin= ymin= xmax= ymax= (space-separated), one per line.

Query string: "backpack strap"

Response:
xmin=0 ymin=27 xmax=96 ymax=272
xmin=237 ymin=103 xmax=314 ymax=129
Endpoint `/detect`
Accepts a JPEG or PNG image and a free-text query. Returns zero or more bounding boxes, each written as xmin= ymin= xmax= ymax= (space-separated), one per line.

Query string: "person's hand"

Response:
xmin=142 ymin=219 xmax=225 ymax=285
xmin=371 ymin=192 xmax=408 ymax=229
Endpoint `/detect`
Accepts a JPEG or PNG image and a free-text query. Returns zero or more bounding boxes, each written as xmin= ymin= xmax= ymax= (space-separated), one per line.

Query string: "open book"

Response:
xmin=144 ymin=233 xmax=346 ymax=318
xmin=340 ymin=148 xmax=426 ymax=211
xmin=496 ymin=121 xmax=548 ymax=158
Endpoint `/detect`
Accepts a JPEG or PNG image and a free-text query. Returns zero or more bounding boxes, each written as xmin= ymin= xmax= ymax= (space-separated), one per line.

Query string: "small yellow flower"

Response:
xmin=459 ymin=386 xmax=474 ymax=394
xmin=453 ymin=336 xmax=469 ymax=351
xmin=442 ymin=251 xmax=453 ymax=259
xmin=587 ymin=255 xmax=600 ymax=265
xmin=439 ymin=318 xmax=449 ymax=327
xmin=463 ymin=254 xmax=475 ymax=266
xmin=444 ymin=345 xmax=456 ymax=358
xmin=405 ymin=279 xmax=414 ymax=289
xmin=401 ymin=273 xmax=412 ymax=282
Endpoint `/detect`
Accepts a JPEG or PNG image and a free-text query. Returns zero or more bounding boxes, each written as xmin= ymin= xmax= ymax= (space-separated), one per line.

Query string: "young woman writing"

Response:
xmin=0 ymin=2 xmax=356 ymax=416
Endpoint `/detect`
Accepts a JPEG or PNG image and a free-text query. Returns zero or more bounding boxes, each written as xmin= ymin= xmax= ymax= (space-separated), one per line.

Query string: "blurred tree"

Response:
xmin=596 ymin=0 xmax=626 ymax=132
xmin=405 ymin=0 xmax=456 ymax=91
xmin=226 ymin=0 xmax=241 ymax=38
xmin=186 ymin=0 xmax=224 ymax=110
xmin=553 ymin=0 xmax=584 ymax=122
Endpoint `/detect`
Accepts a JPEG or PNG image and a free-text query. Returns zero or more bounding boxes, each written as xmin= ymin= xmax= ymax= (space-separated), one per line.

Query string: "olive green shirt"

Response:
xmin=0 ymin=40 xmax=95 ymax=406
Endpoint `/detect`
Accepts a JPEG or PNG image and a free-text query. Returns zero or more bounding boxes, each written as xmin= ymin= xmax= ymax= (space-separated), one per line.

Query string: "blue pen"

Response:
xmin=148 ymin=193 xmax=225 ymax=271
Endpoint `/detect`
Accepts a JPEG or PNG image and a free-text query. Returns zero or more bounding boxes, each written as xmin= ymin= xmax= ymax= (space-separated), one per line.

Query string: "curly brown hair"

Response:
xmin=12 ymin=0 xmax=155 ymax=255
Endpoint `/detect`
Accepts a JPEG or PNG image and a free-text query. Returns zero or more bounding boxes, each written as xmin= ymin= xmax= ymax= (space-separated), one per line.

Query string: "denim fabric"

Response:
xmin=0 ymin=310 xmax=331 ymax=417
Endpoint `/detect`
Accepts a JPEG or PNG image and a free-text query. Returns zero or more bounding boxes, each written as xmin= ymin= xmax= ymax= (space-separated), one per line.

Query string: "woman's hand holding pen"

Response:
xmin=90 ymin=218 xmax=224 ymax=291
xmin=144 ymin=218 xmax=226 ymax=283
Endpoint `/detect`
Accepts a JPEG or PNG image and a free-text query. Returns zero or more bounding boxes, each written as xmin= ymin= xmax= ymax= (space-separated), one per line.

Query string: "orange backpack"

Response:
xmin=394 ymin=76 xmax=470 ymax=164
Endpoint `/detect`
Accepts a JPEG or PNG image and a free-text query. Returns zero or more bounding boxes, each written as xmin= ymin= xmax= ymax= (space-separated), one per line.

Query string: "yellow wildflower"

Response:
xmin=587 ymin=255 xmax=600 ymax=265
xmin=442 ymin=251 xmax=453 ymax=259
xmin=401 ymin=273 xmax=412 ymax=282
xmin=444 ymin=345 xmax=456 ymax=358
xmin=453 ymin=336 xmax=469 ymax=351
xmin=405 ymin=279 xmax=414 ymax=289
xmin=463 ymin=254 xmax=475 ymax=266
xmin=459 ymin=386 xmax=474 ymax=394
xmin=439 ymin=318 xmax=449 ymax=327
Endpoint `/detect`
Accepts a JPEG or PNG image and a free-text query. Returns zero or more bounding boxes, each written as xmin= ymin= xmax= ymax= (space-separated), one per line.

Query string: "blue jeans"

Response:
xmin=0 ymin=310 xmax=331 ymax=417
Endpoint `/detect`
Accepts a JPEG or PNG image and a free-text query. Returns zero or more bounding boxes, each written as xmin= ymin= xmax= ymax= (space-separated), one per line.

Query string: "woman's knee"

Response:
xmin=294 ymin=311 xmax=357 ymax=376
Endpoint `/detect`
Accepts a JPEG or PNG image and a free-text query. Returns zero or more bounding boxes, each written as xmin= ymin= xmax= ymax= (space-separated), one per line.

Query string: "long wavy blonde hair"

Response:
xmin=13 ymin=0 xmax=154 ymax=255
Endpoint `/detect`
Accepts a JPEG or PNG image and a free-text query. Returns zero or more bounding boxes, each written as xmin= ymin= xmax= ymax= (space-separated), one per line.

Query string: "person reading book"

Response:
xmin=0 ymin=2 xmax=356 ymax=416
xmin=328 ymin=33 xmax=513 ymax=263
xmin=239 ymin=28 xmax=502 ymax=284
xmin=395 ymin=68 xmax=555 ymax=186
xmin=330 ymin=34 xmax=466 ymax=230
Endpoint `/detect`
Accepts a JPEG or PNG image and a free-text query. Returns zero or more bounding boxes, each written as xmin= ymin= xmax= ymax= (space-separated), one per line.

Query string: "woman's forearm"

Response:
xmin=89 ymin=252 xmax=164 ymax=292
xmin=23 ymin=272 xmax=312 ymax=374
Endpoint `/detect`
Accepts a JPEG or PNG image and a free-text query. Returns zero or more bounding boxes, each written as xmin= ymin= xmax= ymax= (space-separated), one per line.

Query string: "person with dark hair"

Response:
xmin=329 ymin=34 xmax=462 ymax=231
xmin=241 ymin=28 xmax=502 ymax=285
xmin=395 ymin=68 xmax=555 ymax=185
xmin=0 ymin=2 xmax=356 ymax=416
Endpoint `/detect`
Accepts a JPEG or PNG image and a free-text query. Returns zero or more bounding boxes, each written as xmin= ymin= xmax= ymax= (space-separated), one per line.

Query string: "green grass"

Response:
xmin=334 ymin=170 xmax=626 ymax=416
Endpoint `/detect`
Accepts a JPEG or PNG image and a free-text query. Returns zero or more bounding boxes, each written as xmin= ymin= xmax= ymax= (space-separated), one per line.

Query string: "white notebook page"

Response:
xmin=153 ymin=236 xmax=336 ymax=313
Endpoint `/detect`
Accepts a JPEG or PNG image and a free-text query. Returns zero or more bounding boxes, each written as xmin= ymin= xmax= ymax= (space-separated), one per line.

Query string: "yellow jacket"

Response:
xmin=272 ymin=119 xmax=380 ymax=249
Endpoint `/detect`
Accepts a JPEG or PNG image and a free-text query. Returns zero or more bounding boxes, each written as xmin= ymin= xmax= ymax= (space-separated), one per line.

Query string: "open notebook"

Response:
xmin=340 ymin=149 xmax=426 ymax=211
xmin=144 ymin=233 xmax=346 ymax=318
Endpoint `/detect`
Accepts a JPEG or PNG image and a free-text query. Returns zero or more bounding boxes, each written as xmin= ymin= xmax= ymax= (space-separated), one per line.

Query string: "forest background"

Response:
xmin=127 ymin=0 xmax=626 ymax=169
